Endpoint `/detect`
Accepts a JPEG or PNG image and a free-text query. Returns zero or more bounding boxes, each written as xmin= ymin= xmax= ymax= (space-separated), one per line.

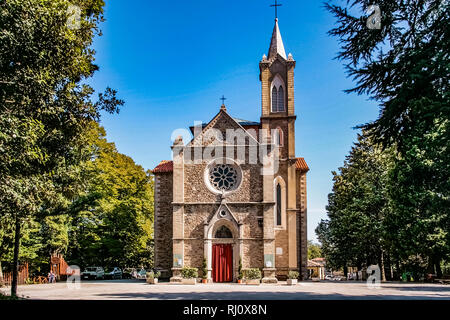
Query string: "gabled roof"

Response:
xmin=268 ymin=19 xmax=287 ymax=60
xmin=187 ymin=107 xmax=260 ymax=147
xmin=189 ymin=117 xmax=260 ymax=134
xmin=295 ymin=157 xmax=309 ymax=173
xmin=153 ymin=157 xmax=309 ymax=174
xmin=152 ymin=160 xmax=173 ymax=173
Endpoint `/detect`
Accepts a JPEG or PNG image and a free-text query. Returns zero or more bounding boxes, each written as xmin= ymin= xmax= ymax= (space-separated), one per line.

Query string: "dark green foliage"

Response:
xmin=307 ymin=241 xmax=322 ymax=260
xmin=0 ymin=0 xmax=123 ymax=296
xmin=322 ymin=0 xmax=450 ymax=279
xmin=317 ymin=133 xmax=393 ymax=278
xmin=238 ymin=257 xmax=243 ymax=280
xmin=181 ymin=267 xmax=198 ymax=279
xmin=202 ymin=258 xmax=208 ymax=280
xmin=65 ymin=123 xmax=154 ymax=269
xmin=243 ymin=268 xmax=262 ymax=280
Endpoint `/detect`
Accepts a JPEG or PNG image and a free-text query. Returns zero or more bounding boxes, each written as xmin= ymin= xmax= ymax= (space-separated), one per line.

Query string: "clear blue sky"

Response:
xmin=88 ymin=0 xmax=379 ymax=242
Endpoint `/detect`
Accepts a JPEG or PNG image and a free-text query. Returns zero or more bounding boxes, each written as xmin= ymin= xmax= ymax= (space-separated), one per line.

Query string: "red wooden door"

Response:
xmin=212 ymin=244 xmax=233 ymax=282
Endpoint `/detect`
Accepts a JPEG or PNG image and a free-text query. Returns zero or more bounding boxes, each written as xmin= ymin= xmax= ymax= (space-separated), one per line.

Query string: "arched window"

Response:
xmin=276 ymin=184 xmax=282 ymax=226
xmin=277 ymin=86 xmax=285 ymax=111
xmin=215 ymin=225 xmax=233 ymax=238
xmin=272 ymin=86 xmax=278 ymax=112
xmin=273 ymin=127 xmax=283 ymax=146
xmin=271 ymin=75 xmax=285 ymax=113
xmin=273 ymin=176 xmax=286 ymax=229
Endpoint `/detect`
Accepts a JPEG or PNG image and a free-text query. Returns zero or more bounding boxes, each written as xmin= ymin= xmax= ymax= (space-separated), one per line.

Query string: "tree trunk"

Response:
xmin=11 ymin=215 xmax=21 ymax=297
xmin=0 ymin=260 xmax=3 ymax=286
xmin=343 ymin=265 xmax=348 ymax=277
xmin=435 ymin=257 xmax=442 ymax=278
xmin=380 ymin=250 xmax=386 ymax=282
xmin=396 ymin=260 xmax=401 ymax=281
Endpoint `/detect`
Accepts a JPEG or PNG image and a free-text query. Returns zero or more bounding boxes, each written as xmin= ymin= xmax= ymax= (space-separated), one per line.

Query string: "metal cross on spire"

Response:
xmin=270 ymin=0 xmax=282 ymax=19
xmin=220 ymin=95 xmax=227 ymax=105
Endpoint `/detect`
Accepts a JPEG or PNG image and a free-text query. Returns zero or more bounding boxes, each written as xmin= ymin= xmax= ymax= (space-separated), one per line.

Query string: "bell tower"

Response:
xmin=259 ymin=18 xmax=296 ymax=158
xmin=260 ymin=17 xmax=300 ymax=274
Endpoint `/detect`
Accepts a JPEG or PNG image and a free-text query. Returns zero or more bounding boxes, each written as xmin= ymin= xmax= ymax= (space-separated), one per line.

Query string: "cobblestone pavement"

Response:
xmin=3 ymin=280 xmax=450 ymax=300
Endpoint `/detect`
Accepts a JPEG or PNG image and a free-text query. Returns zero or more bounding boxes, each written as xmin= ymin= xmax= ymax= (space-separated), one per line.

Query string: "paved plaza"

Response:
xmin=2 ymin=280 xmax=450 ymax=300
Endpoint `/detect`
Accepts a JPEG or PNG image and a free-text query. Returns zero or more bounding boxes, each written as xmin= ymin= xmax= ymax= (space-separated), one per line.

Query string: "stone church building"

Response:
xmin=153 ymin=19 xmax=309 ymax=283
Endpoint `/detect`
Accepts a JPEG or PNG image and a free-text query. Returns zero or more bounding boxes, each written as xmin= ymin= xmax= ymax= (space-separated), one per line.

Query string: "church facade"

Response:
xmin=153 ymin=19 xmax=309 ymax=283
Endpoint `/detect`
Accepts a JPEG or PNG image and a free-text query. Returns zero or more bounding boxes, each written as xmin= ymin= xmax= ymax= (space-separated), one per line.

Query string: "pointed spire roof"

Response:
xmin=268 ymin=18 xmax=287 ymax=60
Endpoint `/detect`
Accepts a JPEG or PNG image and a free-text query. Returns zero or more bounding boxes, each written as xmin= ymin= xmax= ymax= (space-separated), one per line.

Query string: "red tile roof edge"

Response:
xmin=295 ymin=157 xmax=309 ymax=172
xmin=152 ymin=160 xmax=173 ymax=173
xmin=152 ymin=158 xmax=309 ymax=173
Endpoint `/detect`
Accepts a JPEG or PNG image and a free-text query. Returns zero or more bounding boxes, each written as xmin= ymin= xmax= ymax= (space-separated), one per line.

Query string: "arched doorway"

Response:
xmin=204 ymin=205 xmax=241 ymax=283
xmin=212 ymin=226 xmax=233 ymax=282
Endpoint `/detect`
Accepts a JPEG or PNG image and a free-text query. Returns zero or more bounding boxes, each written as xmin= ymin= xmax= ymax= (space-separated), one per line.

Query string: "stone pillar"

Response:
xmin=238 ymin=222 xmax=244 ymax=278
xmin=260 ymin=60 xmax=271 ymax=116
xmin=287 ymin=116 xmax=298 ymax=270
xmin=204 ymin=222 xmax=213 ymax=283
xmin=261 ymin=146 xmax=277 ymax=283
xmin=154 ymin=175 xmax=160 ymax=269
xmin=286 ymin=60 xmax=296 ymax=116
xmin=170 ymin=137 xmax=184 ymax=282
xmin=299 ymin=173 xmax=308 ymax=279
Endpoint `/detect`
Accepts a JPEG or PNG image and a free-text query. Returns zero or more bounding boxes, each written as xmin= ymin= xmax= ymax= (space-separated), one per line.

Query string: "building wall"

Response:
xmin=297 ymin=170 xmax=308 ymax=279
xmin=183 ymin=161 xmax=263 ymax=203
xmin=154 ymin=172 xmax=173 ymax=276
xmin=182 ymin=203 xmax=265 ymax=270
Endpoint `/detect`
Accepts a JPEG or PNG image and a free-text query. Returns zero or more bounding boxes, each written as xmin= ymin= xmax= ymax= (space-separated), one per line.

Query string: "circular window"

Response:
xmin=209 ymin=164 xmax=238 ymax=191
xmin=204 ymin=160 xmax=242 ymax=194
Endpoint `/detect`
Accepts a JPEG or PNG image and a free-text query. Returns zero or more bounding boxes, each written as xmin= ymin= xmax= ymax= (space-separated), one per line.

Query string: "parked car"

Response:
xmin=105 ymin=267 xmax=122 ymax=280
xmin=122 ymin=268 xmax=137 ymax=279
xmin=136 ymin=268 xmax=147 ymax=279
xmin=81 ymin=267 xmax=105 ymax=280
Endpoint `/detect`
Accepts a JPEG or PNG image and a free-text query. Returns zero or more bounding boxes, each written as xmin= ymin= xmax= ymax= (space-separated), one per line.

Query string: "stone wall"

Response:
xmin=296 ymin=171 xmax=308 ymax=279
xmin=182 ymin=203 xmax=265 ymax=270
xmin=183 ymin=156 xmax=263 ymax=203
xmin=154 ymin=172 xmax=173 ymax=276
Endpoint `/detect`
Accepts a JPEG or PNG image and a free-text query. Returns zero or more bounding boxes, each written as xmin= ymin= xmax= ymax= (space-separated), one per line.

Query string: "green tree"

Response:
xmin=325 ymin=0 xmax=450 ymax=277
xmin=307 ymin=241 xmax=322 ymax=260
xmin=317 ymin=132 xmax=393 ymax=280
xmin=66 ymin=124 xmax=154 ymax=269
xmin=0 ymin=0 xmax=123 ymax=296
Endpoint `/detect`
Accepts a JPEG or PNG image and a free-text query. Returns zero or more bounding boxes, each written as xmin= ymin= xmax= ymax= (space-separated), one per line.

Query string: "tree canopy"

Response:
xmin=0 ymin=0 xmax=123 ymax=296
xmin=320 ymin=0 xmax=449 ymax=280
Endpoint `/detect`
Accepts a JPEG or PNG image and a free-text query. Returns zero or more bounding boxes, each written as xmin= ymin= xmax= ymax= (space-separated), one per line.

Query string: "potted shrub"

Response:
xmin=146 ymin=270 xmax=161 ymax=284
xmin=201 ymin=258 xmax=208 ymax=284
xmin=237 ymin=257 xmax=243 ymax=284
xmin=244 ymin=268 xmax=261 ymax=285
xmin=181 ymin=267 xmax=198 ymax=285
xmin=287 ymin=271 xmax=299 ymax=285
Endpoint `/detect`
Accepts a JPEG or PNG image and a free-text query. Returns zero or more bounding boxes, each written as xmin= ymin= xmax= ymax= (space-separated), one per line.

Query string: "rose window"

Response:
xmin=209 ymin=164 xmax=238 ymax=191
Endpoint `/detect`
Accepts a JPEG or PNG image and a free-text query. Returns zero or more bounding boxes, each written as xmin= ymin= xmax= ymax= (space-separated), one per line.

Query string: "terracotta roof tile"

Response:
xmin=153 ymin=158 xmax=308 ymax=173
xmin=307 ymin=260 xmax=325 ymax=267
xmin=153 ymin=160 xmax=173 ymax=173
xmin=295 ymin=157 xmax=309 ymax=172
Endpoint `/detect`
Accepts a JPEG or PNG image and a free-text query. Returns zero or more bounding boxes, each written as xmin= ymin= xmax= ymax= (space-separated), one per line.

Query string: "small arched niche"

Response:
xmin=215 ymin=225 xmax=233 ymax=238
